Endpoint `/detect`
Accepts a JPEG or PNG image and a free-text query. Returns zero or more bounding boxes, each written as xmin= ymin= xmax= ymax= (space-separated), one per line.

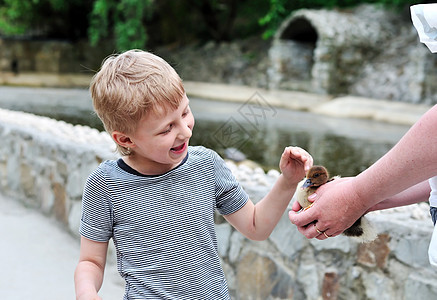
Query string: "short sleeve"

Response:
xmin=211 ymin=151 xmax=249 ymax=215
xmin=79 ymin=167 xmax=114 ymax=242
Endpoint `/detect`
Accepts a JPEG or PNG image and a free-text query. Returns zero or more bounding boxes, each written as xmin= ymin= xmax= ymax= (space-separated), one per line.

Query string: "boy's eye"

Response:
xmin=161 ymin=125 xmax=172 ymax=134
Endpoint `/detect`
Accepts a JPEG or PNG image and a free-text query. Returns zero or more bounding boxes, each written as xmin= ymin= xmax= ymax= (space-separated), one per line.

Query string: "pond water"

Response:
xmin=189 ymin=97 xmax=410 ymax=176
xmin=0 ymin=86 xmax=410 ymax=177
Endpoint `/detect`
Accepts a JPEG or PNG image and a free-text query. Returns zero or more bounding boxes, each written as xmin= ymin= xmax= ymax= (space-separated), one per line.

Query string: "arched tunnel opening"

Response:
xmin=279 ymin=17 xmax=318 ymax=44
xmin=270 ymin=17 xmax=318 ymax=87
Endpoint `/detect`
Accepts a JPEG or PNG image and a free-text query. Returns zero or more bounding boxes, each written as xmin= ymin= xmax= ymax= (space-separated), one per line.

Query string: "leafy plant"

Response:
xmin=0 ymin=0 xmax=89 ymax=39
xmin=88 ymin=0 xmax=153 ymax=51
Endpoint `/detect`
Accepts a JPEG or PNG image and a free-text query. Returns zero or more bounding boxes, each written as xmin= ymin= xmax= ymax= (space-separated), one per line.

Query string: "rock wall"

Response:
xmin=1 ymin=108 xmax=437 ymax=299
xmin=269 ymin=5 xmax=437 ymax=104
xmin=0 ymin=38 xmax=113 ymax=74
xmin=2 ymin=5 xmax=437 ymax=105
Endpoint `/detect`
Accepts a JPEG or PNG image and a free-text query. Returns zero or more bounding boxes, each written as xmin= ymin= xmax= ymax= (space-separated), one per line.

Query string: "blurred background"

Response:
xmin=1 ymin=1 xmax=437 ymax=299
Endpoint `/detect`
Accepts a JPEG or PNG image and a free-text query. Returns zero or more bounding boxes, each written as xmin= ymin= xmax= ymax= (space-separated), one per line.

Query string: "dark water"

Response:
xmin=0 ymin=86 xmax=410 ymax=177
xmin=188 ymin=97 xmax=410 ymax=176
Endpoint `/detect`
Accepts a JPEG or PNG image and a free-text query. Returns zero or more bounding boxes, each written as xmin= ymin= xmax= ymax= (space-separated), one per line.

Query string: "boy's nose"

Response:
xmin=178 ymin=122 xmax=192 ymax=139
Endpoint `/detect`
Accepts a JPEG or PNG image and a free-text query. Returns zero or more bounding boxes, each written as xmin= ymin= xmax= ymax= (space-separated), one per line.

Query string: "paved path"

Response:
xmin=0 ymin=193 xmax=125 ymax=299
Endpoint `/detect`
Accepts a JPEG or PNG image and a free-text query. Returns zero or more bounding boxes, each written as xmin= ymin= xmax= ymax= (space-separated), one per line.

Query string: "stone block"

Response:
xmin=215 ymin=223 xmax=232 ymax=258
xmin=404 ymin=271 xmax=437 ymax=299
xmin=311 ymin=234 xmax=351 ymax=253
xmin=237 ymin=251 xmax=293 ymax=299
xmin=53 ymin=182 xmax=67 ymax=224
xmin=68 ymin=200 xmax=82 ymax=237
xmin=361 ymin=271 xmax=396 ymax=300
xmin=297 ymin=262 xmax=320 ymax=300
xmin=270 ymin=213 xmax=309 ymax=258
xmin=357 ymin=233 xmax=390 ymax=269
xmin=322 ymin=271 xmax=340 ymax=300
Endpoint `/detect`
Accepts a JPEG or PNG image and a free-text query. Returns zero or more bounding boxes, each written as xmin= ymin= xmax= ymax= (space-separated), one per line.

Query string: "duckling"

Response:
xmin=295 ymin=165 xmax=377 ymax=243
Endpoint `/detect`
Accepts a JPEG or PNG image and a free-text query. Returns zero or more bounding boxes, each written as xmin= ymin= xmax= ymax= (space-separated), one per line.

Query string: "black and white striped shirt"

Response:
xmin=80 ymin=146 xmax=249 ymax=299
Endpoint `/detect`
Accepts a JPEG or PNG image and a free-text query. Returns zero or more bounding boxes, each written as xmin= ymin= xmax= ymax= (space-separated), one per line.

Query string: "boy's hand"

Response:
xmin=279 ymin=146 xmax=313 ymax=185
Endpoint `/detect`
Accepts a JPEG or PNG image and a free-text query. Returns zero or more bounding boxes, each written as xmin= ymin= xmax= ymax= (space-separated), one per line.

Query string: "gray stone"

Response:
xmin=310 ymin=234 xmax=352 ymax=253
xmin=216 ymin=223 xmax=232 ymax=258
xmin=361 ymin=271 xmax=396 ymax=300
xmin=405 ymin=271 xmax=437 ymax=300
xmin=297 ymin=263 xmax=320 ymax=300
xmin=270 ymin=213 xmax=309 ymax=258
xmin=229 ymin=231 xmax=245 ymax=264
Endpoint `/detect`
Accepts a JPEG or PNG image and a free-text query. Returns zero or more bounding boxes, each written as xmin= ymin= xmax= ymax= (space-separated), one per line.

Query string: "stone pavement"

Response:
xmin=0 ymin=193 xmax=125 ymax=299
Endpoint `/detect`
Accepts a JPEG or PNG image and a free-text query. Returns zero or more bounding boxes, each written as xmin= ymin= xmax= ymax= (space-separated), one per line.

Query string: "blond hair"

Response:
xmin=90 ymin=49 xmax=185 ymax=155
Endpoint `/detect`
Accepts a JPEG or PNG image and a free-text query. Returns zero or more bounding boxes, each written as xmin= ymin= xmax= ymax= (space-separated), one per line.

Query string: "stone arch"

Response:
xmin=279 ymin=17 xmax=318 ymax=43
xmin=268 ymin=15 xmax=318 ymax=91
xmin=268 ymin=5 xmax=396 ymax=95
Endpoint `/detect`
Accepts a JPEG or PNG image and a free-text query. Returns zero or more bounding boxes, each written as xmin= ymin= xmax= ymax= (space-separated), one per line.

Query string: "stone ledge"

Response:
xmin=312 ymin=96 xmax=432 ymax=126
xmin=0 ymin=72 xmax=93 ymax=88
xmin=1 ymin=109 xmax=437 ymax=299
xmin=1 ymin=73 xmax=430 ymax=127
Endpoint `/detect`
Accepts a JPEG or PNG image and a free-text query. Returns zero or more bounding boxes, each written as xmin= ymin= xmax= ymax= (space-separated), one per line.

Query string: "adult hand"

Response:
xmin=289 ymin=177 xmax=369 ymax=239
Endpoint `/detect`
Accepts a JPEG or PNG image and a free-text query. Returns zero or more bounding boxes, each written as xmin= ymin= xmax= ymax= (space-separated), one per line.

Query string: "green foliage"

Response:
xmin=0 ymin=0 xmax=90 ymax=39
xmin=87 ymin=0 xmax=113 ymax=46
xmin=0 ymin=0 xmax=39 ymax=35
xmin=0 ymin=0 xmax=428 ymax=50
xmin=88 ymin=0 xmax=153 ymax=51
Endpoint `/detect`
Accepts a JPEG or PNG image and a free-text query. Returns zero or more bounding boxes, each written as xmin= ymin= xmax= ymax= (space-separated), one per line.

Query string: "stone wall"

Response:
xmin=269 ymin=5 xmax=437 ymax=104
xmin=1 ymin=108 xmax=437 ymax=299
xmin=2 ymin=5 xmax=437 ymax=105
xmin=0 ymin=108 xmax=117 ymax=234
xmin=0 ymin=38 xmax=113 ymax=74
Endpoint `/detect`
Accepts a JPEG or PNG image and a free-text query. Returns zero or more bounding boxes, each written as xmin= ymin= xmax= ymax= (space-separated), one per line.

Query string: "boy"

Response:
xmin=74 ymin=49 xmax=313 ymax=299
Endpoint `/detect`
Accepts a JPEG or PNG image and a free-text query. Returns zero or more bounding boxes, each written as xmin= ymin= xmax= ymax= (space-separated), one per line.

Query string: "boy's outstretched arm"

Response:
xmin=74 ymin=237 xmax=108 ymax=300
xmin=225 ymin=146 xmax=312 ymax=241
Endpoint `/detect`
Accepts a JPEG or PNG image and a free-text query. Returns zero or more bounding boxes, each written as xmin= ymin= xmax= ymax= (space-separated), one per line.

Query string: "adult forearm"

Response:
xmin=353 ymin=105 xmax=437 ymax=208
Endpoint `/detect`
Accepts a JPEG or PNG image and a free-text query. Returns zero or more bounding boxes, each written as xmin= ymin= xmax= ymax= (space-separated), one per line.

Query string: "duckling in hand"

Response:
xmin=295 ymin=165 xmax=377 ymax=243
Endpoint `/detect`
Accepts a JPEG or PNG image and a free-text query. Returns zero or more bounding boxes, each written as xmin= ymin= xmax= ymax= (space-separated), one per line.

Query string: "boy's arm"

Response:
xmin=74 ymin=237 xmax=109 ymax=300
xmin=224 ymin=147 xmax=312 ymax=241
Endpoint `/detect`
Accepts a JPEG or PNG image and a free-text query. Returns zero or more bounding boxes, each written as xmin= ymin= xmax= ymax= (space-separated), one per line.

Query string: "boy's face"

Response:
xmin=125 ymin=94 xmax=195 ymax=175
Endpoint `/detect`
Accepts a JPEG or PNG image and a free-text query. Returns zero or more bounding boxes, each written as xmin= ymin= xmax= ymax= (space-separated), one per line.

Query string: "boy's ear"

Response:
xmin=112 ymin=131 xmax=135 ymax=148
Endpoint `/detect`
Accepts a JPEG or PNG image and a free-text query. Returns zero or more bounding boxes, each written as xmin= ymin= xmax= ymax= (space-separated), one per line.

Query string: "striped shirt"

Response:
xmin=80 ymin=146 xmax=249 ymax=299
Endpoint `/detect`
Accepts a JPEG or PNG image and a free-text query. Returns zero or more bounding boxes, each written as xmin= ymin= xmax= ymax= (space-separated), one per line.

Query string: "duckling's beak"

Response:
xmin=302 ymin=178 xmax=313 ymax=188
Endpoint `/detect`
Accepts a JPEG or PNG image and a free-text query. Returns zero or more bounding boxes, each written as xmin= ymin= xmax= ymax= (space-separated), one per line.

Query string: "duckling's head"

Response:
xmin=302 ymin=165 xmax=329 ymax=188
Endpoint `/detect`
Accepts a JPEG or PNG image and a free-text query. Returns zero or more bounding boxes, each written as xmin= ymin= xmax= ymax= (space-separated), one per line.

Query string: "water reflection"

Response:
xmin=0 ymin=86 xmax=410 ymax=177
xmin=189 ymin=98 xmax=409 ymax=177
xmin=192 ymin=119 xmax=377 ymax=176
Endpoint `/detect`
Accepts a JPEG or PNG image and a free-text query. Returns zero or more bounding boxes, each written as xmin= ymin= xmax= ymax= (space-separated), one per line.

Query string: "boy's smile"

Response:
xmin=115 ymin=94 xmax=194 ymax=175
xmin=171 ymin=142 xmax=187 ymax=154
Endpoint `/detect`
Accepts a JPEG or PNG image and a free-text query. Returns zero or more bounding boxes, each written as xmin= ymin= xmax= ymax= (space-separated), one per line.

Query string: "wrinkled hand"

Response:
xmin=288 ymin=177 xmax=367 ymax=239
xmin=279 ymin=146 xmax=313 ymax=185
